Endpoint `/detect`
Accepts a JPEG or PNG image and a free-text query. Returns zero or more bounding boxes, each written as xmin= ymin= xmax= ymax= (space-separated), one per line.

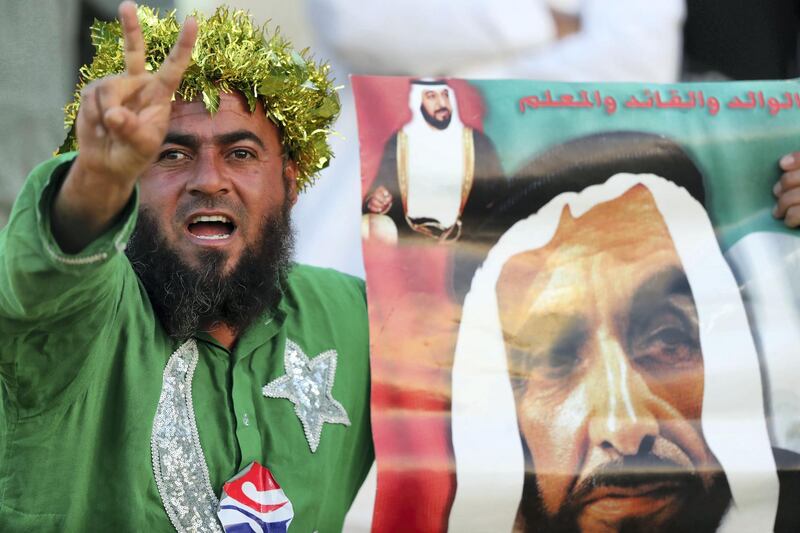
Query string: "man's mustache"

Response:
xmin=175 ymin=196 xmax=246 ymax=223
xmin=570 ymin=454 xmax=701 ymax=503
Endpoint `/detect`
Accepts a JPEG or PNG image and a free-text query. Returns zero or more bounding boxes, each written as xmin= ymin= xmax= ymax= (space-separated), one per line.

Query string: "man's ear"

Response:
xmin=283 ymin=159 xmax=299 ymax=206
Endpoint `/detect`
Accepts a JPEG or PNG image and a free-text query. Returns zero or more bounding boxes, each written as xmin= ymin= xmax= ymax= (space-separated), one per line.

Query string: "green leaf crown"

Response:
xmin=59 ymin=5 xmax=340 ymax=190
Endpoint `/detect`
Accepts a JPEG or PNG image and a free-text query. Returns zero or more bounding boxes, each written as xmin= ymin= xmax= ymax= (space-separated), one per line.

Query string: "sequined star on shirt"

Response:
xmin=263 ymin=339 xmax=351 ymax=452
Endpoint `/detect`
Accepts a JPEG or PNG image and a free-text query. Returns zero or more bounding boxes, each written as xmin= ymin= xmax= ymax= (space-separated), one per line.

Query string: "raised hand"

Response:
xmin=53 ymin=1 xmax=198 ymax=252
xmin=76 ymin=2 xmax=197 ymax=181
xmin=774 ymin=152 xmax=800 ymax=228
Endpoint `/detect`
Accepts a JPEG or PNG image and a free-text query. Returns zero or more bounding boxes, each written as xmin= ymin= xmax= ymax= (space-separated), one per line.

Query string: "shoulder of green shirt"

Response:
xmin=0 ymin=152 xmax=138 ymax=329
xmin=286 ymin=263 xmax=366 ymax=301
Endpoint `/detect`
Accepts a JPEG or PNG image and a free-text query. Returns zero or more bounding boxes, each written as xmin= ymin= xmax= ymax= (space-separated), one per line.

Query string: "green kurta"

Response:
xmin=0 ymin=154 xmax=374 ymax=532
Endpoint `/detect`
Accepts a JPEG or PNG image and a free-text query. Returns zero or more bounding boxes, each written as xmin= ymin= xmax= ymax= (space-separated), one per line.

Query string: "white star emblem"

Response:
xmin=263 ymin=339 xmax=351 ymax=452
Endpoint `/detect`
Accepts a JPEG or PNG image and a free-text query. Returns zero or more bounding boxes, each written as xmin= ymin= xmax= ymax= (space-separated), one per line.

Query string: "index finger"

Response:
xmin=119 ymin=1 xmax=146 ymax=75
xmin=155 ymin=16 xmax=198 ymax=93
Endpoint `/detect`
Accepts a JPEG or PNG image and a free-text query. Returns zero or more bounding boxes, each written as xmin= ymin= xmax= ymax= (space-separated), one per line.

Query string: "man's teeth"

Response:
xmin=191 ymin=215 xmax=232 ymax=224
xmin=188 ymin=214 xmax=235 ymax=240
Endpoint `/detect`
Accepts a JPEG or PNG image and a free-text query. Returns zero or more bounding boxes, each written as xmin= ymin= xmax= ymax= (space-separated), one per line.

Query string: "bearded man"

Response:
xmin=449 ymin=136 xmax=800 ymax=533
xmin=0 ymin=3 xmax=371 ymax=531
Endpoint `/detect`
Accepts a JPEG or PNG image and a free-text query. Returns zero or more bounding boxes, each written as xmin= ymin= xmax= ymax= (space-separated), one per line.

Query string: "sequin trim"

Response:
xmin=151 ymin=339 xmax=223 ymax=532
xmin=45 ymin=241 xmax=108 ymax=265
xmin=263 ymin=339 xmax=351 ymax=453
xmin=44 ymin=211 xmax=128 ymax=266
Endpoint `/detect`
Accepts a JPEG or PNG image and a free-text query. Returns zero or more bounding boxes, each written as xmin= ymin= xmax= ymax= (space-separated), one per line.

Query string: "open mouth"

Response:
xmin=187 ymin=215 xmax=237 ymax=240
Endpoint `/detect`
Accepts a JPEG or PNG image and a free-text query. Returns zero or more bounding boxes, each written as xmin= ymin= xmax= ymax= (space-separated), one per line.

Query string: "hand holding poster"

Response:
xmin=354 ymin=76 xmax=800 ymax=532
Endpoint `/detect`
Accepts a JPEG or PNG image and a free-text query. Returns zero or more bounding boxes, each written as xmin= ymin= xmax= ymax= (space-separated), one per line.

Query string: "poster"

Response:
xmin=354 ymin=76 xmax=800 ymax=532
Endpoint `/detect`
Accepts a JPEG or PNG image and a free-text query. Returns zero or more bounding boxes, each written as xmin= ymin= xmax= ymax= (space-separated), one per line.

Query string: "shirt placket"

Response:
xmin=231 ymin=354 xmax=262 ymax=467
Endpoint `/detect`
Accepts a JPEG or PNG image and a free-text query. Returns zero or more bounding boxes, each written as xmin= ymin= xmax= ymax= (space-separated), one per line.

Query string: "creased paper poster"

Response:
xmin=354 ymin=76 xmax=800 ymax=532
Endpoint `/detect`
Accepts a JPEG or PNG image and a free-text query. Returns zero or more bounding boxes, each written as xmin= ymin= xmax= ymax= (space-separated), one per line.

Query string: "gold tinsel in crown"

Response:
xmin=58 ymin=5 xmax=340 ymax=190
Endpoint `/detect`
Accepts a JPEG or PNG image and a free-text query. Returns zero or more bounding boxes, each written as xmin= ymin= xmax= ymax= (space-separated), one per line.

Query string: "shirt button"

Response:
xmin=242 ymin=413 xmax=250 ymax=427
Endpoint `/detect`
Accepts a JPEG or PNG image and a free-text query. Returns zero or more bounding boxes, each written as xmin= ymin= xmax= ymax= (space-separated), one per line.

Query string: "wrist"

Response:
xmin=52 ymin=158 xmax=137 ymax=253
xmin=66 ymin=155 xmax=137 ymax=216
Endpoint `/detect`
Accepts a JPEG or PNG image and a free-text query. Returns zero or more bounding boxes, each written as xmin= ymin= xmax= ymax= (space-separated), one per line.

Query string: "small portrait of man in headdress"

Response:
xmin=362 ymin=79 xmax=503 ymax=244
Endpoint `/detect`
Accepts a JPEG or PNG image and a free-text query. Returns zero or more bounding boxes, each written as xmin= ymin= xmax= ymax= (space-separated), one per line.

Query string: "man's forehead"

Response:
xmin=528 ymin=185 xmax=674 ymax=264
xmin=496 ymin=185 xmax=683 ymax=319
xmin=166 ymin=92 xmax=278 ymax=143
xmin=170 ymin=91 xmax=260 ymax=119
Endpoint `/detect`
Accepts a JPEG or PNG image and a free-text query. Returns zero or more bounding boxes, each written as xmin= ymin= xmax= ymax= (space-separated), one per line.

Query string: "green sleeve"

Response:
xmin=0 ymin=153 xmax=139 ymax=410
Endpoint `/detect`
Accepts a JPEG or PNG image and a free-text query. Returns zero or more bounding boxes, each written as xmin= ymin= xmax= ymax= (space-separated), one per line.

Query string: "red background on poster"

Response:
xmin=354 ymin=76 xmax=486 ymax=532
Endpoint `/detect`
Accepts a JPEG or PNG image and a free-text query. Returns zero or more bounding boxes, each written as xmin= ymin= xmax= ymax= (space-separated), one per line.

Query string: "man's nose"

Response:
xmin=587 ymin=330 xmax=659 ymax=456
xmin=186 ymin=153 xmax=230 ymax=196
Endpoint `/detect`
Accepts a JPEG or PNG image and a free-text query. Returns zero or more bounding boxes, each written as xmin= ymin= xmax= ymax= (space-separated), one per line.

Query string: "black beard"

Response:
xmin=516 ymin=446 xmax=732 ymax=533
xmin=420 ymin=104 xmax=452 ymax=130
xmin=125 ymin=199 xmax=294 ymax=341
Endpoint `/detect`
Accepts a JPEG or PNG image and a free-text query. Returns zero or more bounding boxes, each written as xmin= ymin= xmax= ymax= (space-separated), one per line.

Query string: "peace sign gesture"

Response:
xmin=54 ymin=1 xmax=198 ymax=252
xmin=75 ymin=1 xmax=197 ymax=181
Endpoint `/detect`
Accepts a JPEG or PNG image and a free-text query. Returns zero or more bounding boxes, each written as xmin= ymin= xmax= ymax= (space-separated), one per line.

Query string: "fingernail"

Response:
xmin=773 ymin=205 xmax=780 ymax=217
xmin=95 ymin=124 xmax=106 ymax=138
xmin=781 ymin=154 xmax=794 ymax=168
xmin=774 ymin=182 xmax=782 ymax=196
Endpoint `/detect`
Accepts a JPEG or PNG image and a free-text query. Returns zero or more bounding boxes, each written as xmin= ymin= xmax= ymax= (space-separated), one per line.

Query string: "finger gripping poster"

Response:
xmin=354 ymin=76 xmax=800 ymax=533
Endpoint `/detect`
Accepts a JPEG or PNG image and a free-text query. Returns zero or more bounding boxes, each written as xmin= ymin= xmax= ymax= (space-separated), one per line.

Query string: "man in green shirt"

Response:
xmin=0 ymin=3 xmax=371 ymax=531
xmin=5 ymin=3 xmax=800 ymax=533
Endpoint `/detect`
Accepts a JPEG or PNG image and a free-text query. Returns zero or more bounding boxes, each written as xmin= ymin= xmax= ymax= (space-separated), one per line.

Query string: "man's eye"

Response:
xmin=651 ymin=327 xmax=689 ymax=347
xmin=229 ymin=149 xmax=255 ymax=160
xmin=158 ymin=150 xmax=189 ymax=162
xmin=526 ymin=334 xmax=582 ymax=382
xmin=634 ymin=325 xmax=699 ymax=365
xmin=544 ymin=346 xmax=580 ymax=377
